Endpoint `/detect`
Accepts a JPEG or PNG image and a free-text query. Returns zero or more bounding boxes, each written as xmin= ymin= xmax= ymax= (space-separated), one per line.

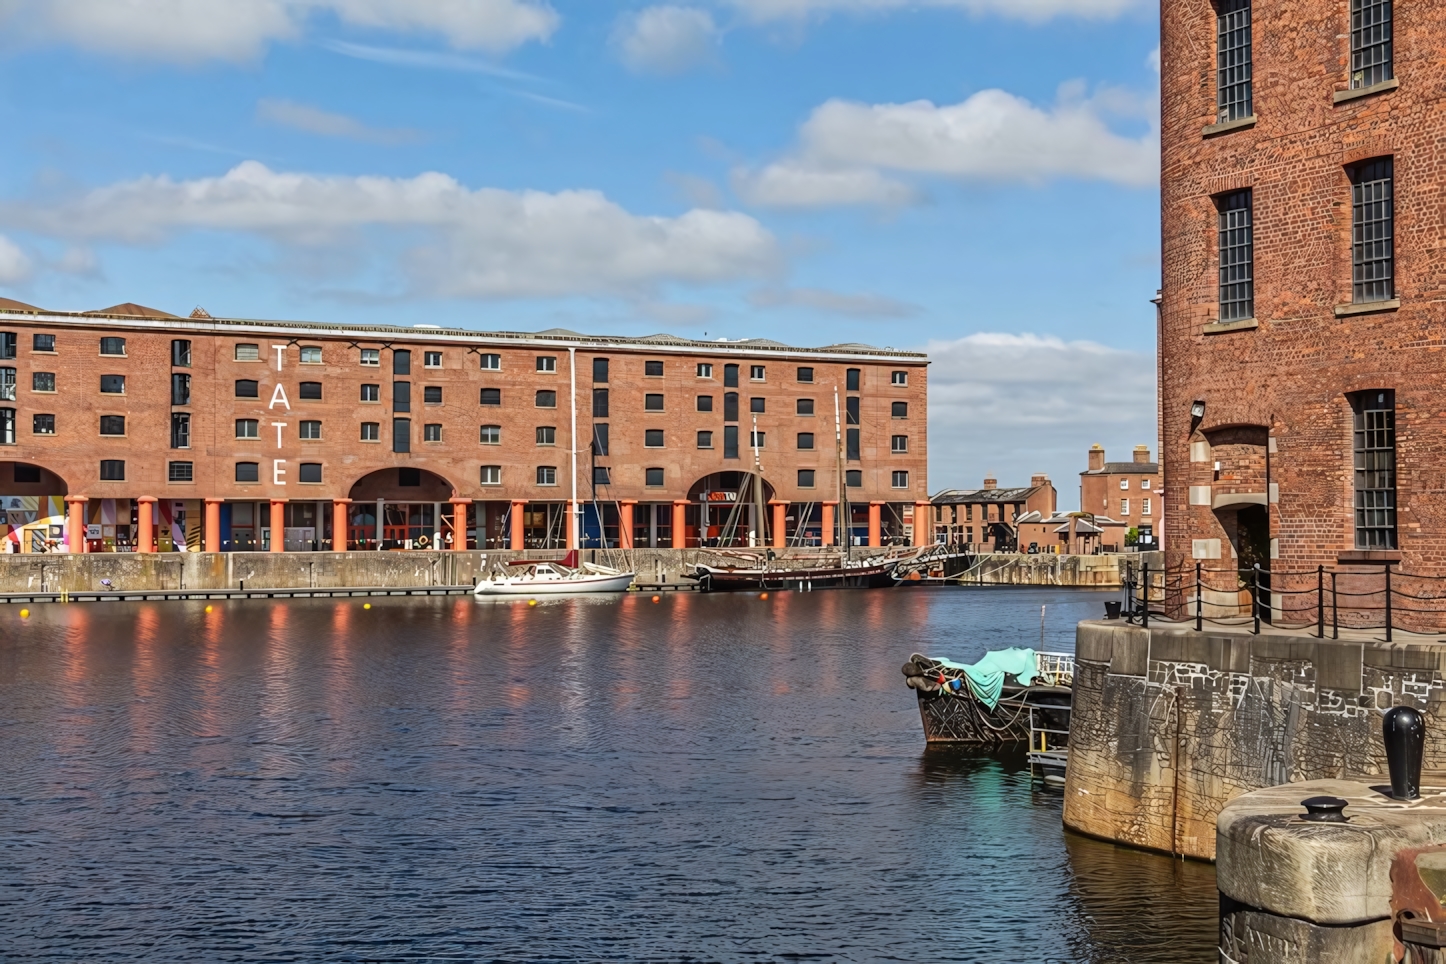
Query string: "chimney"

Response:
xmin=982 ymin=476 xmax=997 ymax=490
xmin=1088 ymin=444 xmax=1105 ymax=471
xmin=1133 ymin=445 xmax=1151 ymax=464
xmin=1031 ymin=473 xmax=1048 ymax=488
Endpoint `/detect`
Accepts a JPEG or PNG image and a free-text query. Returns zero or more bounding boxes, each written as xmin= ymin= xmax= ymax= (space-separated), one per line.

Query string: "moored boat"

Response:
xmin=684 ymin=555 xmax=899 ymax=592
xmin=904 ymin=650 xmax=1073 ymax=750
xmin=474 ymin=551 xmax=635 ymax=595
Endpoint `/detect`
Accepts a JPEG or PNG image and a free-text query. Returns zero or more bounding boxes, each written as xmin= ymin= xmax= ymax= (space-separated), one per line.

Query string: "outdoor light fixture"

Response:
xmin=1190 ymin=400 xmax=1207 ymax=420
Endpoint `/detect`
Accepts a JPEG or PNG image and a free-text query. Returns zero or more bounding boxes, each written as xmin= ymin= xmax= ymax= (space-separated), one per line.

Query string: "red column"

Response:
xmin=66 ymin=497 xmax=87 ymax=554
xmin=448 ymin=498 xmax=470 ymax=550
xmin=270 ymin=499 xmax=287 ymax=552
xmin=510 ymin=500 xmax=526 ymax=551
xmin=334 ymin=498 xmax=352 ymax=551
xmin=672 ymin=500 xmax=688 ymax=548
xmin=136 ymin=497 xmax=157 ymax=553
xmin=914 ymin=501 xmax=933 ymax=546
xmin=566 ymin=500 xmax=578 ymax=550
xmin=204 ymin=498 xmax=222 ymax=553
xmin=619 ymin=500 xmax=636 ymax=549
xmin=868 ymin=501 xmax=883 ymax=548
xmin=821 ymin=501 xmax=836 ymax=547
xmin=771 ymin=501 xmax=787 ymax=549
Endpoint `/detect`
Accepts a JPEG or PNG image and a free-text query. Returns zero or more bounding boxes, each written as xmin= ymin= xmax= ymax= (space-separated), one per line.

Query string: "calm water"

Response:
xmin=0 ymin=587 xmax=1216 ymax=963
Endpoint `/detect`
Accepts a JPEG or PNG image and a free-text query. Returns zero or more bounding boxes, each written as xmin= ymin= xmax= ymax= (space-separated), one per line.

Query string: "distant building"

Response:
xmin=930 ymin=475 xmax=1056 ymax=551
xmin=1079 ymin=444 xmax=1161 ymax=551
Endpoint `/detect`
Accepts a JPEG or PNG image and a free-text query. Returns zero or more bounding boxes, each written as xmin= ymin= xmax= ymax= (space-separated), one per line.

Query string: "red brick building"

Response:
xmin=1079 ymin=444 xmax=1161 ymax=551
xmin=930 ymin=475 xmax=1057 ymax=551
xmin=0 ymin=300 xmax=929 ymax=553
xmin=1160 ymin=0 xmax=1438 ymax=580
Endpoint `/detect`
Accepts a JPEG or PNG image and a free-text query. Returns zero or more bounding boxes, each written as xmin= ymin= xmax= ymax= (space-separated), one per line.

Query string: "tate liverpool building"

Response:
xmin=0 ymin=300 xmax=929 ymax=553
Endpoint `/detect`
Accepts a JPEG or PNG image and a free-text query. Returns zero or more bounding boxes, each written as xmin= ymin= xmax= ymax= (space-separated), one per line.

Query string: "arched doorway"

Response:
xmin=0 ymin=461 xmax=69 ymax=553
xmin=687 ymin=471 xmax=776 ymax=548
xmin=1205 ymin=425 xmax=1272 ymax=621
xmin=347 ymin=467 xmax=457 ymax=550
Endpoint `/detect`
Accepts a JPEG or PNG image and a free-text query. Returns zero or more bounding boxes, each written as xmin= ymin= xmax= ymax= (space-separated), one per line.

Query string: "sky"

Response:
xmin=0 ymin=0 xmax=1161 ymax=508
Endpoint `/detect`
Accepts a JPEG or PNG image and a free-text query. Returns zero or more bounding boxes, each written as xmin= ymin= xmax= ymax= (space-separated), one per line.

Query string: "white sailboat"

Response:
xmin=473 ymin=550 xmax=636 ymax=595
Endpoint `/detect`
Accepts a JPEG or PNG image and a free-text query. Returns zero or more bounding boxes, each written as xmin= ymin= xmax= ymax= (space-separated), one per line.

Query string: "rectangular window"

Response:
xmin=481 ymin=465 xmax=502 ymax=485
xmin=299 ymin=463 xmax=323 ymax=483
xmin=697 ymin=363 xmax=713 ymax=378
xmin=891 ymin=435 xmax=908 ymax=453
xmin=300 ymin=346 xmax=322 ymax=364
xmin=358 ymin=348 xmax=380 ymax=366
xmin=723 ymin=392 xmax=738 ymax=422
xmin=1142 ymin=498 xmax=1152 ymax=515
xmin=235 ymin=461 xmax=259 ymax=482
xmin=479 ymin=424 xmax=502 ymax=444
xmin=100 ymin=459 xmax=125 ymax=481
xmin=645 ymin=393 xmax=664 ymax=411
xmin=697 ymin=395 xmax=714 ymax=412
xmin=100 ymin=415 xmax=125 ymax=436
xmin=171 ymin=413 xmax=191 ymax=448
xmin=537 ymin=466 xmax=557 ymax=486
xmin=361 ymin=422 xmax=380 ymax=441
xmin=423 ymin=351 xmax=441 ymax=368
xmin=393 ymin=350 xmax=411 ymax=375
xmin=593 ymin=467 xmax=611 ymax=486
xmin=750 ymin=397 xmax=765 ymax=413
xmin=299 ymin=382 xmax=322 ymax=400
xmin=798 ymin=432 xmax=815 ymax=450
xmin=1353 ymin=389 xmax=1397 ymax=549
xmin=724 ymin=363 xmax=739 ymax=387
xmin=592 ymin=388 xmax=609 ymax=417
xmin=846 ymin=469 xmax=862 ymax=487
xmin=697 ymin=430 xmax=713 ymax=449
xmin=480 ymin=353 xmax=501 ymax=370
xmin=32 ymin=413 xmax=54 ymax=435
xmin=393 ymin=418 xmax=411 ymax=453
xmin=892 ymin=471 xmax=909 ymax=489
xmin=0 ymin=407 xmax=13 ymax=443
xmin=235 ymin=343 xmax=259 ymax=361
xmin=394 ymin=381 xmax=411 ymax=412
xmin=0 ymin=367 xmax=12 ymax=401
xmin=172 ymin=339 xmax=192 ymax=367
xmin=846 ymin=397 xmax=860 ymax=425
xmin=1351 ymin=157 xmax=1394 ymax=304
xmin=593 ymin=357 xmax=609 ymax=382
xmin=846 ymin=368 xmax=860 ymax=392
xmin=1120 ymin=478 xmax=1130 ymax=490
xmin=749 ymin=431 xmax=766 ymax=448
xmin=536 ymin=355 xmax=556 ymax=373
xmin=1216 ymin=0 xmax=1252 ymax=122
xmin=424 ymin=424 xmax=442 ymax=442
xmin=847 ymin=428 xmax=860 ymax=461
xmin=645 ymin=429 xmax=664 ymax=447
xmin=236 ymin=418 xmax=259 ymax=438
xmin=362 ymin=383 xmax=380 ymax=402
xmin=100 ymin=374 xmax=125 ymax=394
xmin=1350 ymin=0 xmax=1392 ymax=89
xmin=1121 ymin=498 xmax=1130 ymax=515
xmin=32 ymin=371 xmax=54 ymax=392
xmin=423 ymin=386 xmax=442 ymax=404
xmin=536 ymin=390 xmax=557 ymax=408
xmin=481 ymin=387 xmax=501 ymax=406
xmin=796 ymin=398 xmax=814 ymax=416
xmin=169 ymin=461 xmax=194 ymax=482
xmin=537 ymin=425 xmax=556 ymax=445
xmin=723 ymin=425 xmax=739 ymax=459
xmin=645 ymin=360 xmax=664 ymax=377
xmin=171 ymin=373 xmax=191 ymax=405
xmin=750 ymin=365 xmax=765 ymax=381
xmin=0 ymin=332 xmax=15 ymax=359
xmin=299 ymin=420 xmax=322 ymax=439
xmin=646 ymin=467 xmax=665 ymax=487
xmin=236 ymin=379 xmax=259 ymax=398
xmin=32 ymin=334 xmax=54 ymax=353
xmin=100 ymin=337 xmax=126 ymax=356
xmin=891 ymin=371 xmax=908 ymax=386
xmin=1218 ymin=189 xmax=1254 ymax=321
xmin=593 ymin=423 xmax=609 ymax=455
xmin=892 ymin=401 xmax=909 ymax=418
xmin=798 ymin=469 xmax=816 ymax=488
xmin=797 ymin=367 xmax=814 ymax=383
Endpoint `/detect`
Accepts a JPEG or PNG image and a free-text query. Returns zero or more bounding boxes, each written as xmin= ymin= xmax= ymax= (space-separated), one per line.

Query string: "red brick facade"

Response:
xmin=1079 ymin=444 xmax=1161 ymax=551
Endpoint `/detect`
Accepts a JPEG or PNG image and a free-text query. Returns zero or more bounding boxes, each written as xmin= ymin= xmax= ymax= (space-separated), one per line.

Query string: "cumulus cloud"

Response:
xmin=749 ymin=285 xmax=917 ymax=318
xmin=257 ymin=98 xmax=421 ymax=144
xmin=0 ymin=161 xmax=778 ymax=300
xmin=724 ymin=0 xmax=1141 ymax=25
xmin=731 ymin=161 xmax=915 ymax=208
xmin=925 ymin=332 xmax=1156 ymax=502
xmin=0 ymin=235 xmax=32 ymax=285
xmin=613 ymin=6 xmax=720 ymax=75
xmin=0 ymin=0 xmax=559 ymax=63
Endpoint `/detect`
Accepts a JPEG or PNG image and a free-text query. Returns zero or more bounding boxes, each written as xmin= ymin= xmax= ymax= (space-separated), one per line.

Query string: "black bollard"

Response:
xmin=1383 ymin=705 xmax=1426 ymax=801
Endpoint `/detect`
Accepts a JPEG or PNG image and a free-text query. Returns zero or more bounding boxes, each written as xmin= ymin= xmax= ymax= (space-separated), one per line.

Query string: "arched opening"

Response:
xmin=686 ymin=471 xmax=777 ymax=548
xmin=0 ymin=461 xmax=69 ymax=553
xmin=1204 ymin=425 xmax=1272 ymax=620
xmin=346 ymin=467 xmax=458 ymax=550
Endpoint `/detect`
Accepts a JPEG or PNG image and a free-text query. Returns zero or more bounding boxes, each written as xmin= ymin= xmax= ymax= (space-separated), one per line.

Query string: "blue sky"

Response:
xmin=0 ymin=0 xmax=1161 ymax=505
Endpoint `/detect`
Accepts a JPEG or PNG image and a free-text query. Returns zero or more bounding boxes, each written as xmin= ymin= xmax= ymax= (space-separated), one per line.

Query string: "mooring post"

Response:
xmin=1141 ymin=562 xmax=1149 ymax=628
xmin=1331 ymin=571 xmax=1339 ymax=639
xmin=1195 ymin=561 xmax=1203 ymax=632
xmin=1385 ymin=564 xmax=1393 ymax=643
xmin=1316 ymin=565 xmax=1324 ymax=639
xmin=1252 ymin=564 xmax=1261 ymax=635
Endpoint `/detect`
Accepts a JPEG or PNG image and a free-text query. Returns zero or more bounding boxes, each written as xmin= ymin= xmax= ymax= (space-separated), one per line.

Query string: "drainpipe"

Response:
xmin=569 ymin=346 xmax=579 ymax=550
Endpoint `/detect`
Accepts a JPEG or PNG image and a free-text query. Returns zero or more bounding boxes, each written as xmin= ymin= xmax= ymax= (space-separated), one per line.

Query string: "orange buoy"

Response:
xmin=651 ymin=595 xmax=661 ymax=603
xmin=760 ymin=592 xmax=769 ymax=600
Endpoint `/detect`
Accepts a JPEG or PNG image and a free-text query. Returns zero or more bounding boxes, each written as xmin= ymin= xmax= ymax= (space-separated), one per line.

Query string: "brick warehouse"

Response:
xmin=0 ymin=300 xmax=929 ymax=553
xmin=1160 ymin=0 xmax=1443 ymax=612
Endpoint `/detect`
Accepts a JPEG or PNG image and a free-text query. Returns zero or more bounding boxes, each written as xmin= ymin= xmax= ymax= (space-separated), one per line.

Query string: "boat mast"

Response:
xmin=834 ymin=387 xmax=849 ymax=561
xmin=752 ymin=413 xmax=766 ymax=549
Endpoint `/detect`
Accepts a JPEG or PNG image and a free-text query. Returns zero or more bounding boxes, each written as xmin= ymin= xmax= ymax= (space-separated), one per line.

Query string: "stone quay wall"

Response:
xmin=1063 ymin=619 xmax=1446 ymax=861
xmin=959 ymin=551 xmax=1154 ymax=588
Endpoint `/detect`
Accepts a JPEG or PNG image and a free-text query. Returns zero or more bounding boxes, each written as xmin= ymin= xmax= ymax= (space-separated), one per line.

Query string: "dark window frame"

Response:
xmin=1216 ymin=0 xmax=1252 ymax=123
xmin=1351 ymin=389 xmax=1397 ymax=549
xmin=100 ymin=459 xmax=126 ymax=481
xmin=299 ymin=381 xmax=323 ymax=400
xmin=1217 ymin=189 xmax=1255 ymax=321
xmin=1350 ymin=0 xmax=1392 ymax=89
xmin=235 ymin=461 xmax=260 ymax=483
xmin=1350 ymin=157 xmax=1394 ymax=304
xmin=236 ymin=379 xmax=260 ymax=398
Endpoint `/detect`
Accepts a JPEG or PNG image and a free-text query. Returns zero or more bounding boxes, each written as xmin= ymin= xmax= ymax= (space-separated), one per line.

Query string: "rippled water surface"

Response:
xmin=1 ymin=587 xmax=1216 ymax=962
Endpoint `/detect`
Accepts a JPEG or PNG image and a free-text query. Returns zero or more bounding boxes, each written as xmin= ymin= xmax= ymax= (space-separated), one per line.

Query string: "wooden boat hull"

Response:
xmin=473 ymin=572 xmax=636 ymax=595
xmin=916 ymin=685 xmax=1071 ymax=745
xmin=685 ymin=562 xmax=898 ymax=592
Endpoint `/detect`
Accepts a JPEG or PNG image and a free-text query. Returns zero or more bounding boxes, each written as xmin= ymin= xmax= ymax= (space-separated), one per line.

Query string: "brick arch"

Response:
xmin=0 ymin=460 xmax=69 ymax=496
xmin=346 ymin=466 xmax=456 ymax=503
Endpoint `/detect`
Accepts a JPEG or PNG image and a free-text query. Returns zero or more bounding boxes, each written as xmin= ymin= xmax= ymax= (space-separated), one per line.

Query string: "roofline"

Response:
xmin=0 ymin=309 xmax=929 ymax=363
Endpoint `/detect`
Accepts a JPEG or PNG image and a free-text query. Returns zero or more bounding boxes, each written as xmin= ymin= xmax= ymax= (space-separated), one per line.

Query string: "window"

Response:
xmin=536 ymin=390 xmax=557 ymax=408
xmin=393 ymin=350 xmax=411 ymax=375
xmin=236 ymin=419 xmax=259 ymax=438
xmin=697 ymin=363 xmax=713 ymax=378
xmin=892 ymin=471 xmax=909 ymax=489
xmin=172 ymin=340 xmax=192 ymax=367
xmin=537 ymin=466 xmax=557 ymax=486
xmin=846 ymin=470 xmax=862 ymax=487
xmin=1143 ymin=498 xmax=1152 ymax=516
xmin=697 ymin=395 xmax=714 ymax=412
xmin=724 ymin=425 xmax=739 ymax=459
xmin=299 ymin=463 xmax=323 ymax=483
xmin=481 ymin=388 xmax=501 ymax=406
xmin=797 ymin=367 xmax=814 ymax=383
xmin=750 ymin=365 xmax=765 ymax=381
xmin=537 ymin=425 xmax=556 ymax=445
xmin=593 ymin=467 xmax=611 ymax=486
xmin=891 ymin=435 xmax=908 ymax=453
xmin=536 ymin=355 xmax=557 ymax=373
xmin=424 ymin=386 xmax=442 ymax=404
xmin=361 ymin=422 xmax=380 ymax=441
xmin=299 ymin=382 xmax=322 ymax=400
xmin=32 ymin=372 xmax=54 ymax=392
xmin=100 ymin=374 xmax=125 ymax=394
xmin=172 ymin=373 xmax=191 ymax=405
xmin=645 ymin=360 xmax=664 ymax=377
xmin=846 ymin=368 xmax=860 ymax=392
xmin=593 ymin=357 xmax=609 ymax=382
xmin=479 ymin=424 xmax=502 ymax=445
xmin=645 ymin=429 xmax=664 ymax=448
xmin=235 ymin=343 xmax=259 ymax=361
xmin=0 ymin=407 xmax=12 ymax=444
xmin=481 ymin=465 xmax=502 ymax=485
xmin=892 ymin=401 xmax=909 ymax=418
xmin=1216 ymin=0 xmax=1252 ymax=123
xmin=100 ymin=459 xmax=125 ymax=481
xmin=724 ymin=392 xmax=738 ymax=422
xmin=592 ymin=424 xmax=609 ymax=456
xmin=169 ymin=461 xmax=193 ymax=482
xmin=847 ymin=428 xmax=860 ymax=461
xmin=361 ymin=383 xmax=380 ymax=402
xmin=424 ymin=351 xmax=442 ymax=368
xmin=1351 ymin=158 xmax=1394 ymax=304
xmin=394 ymin=381 xmax=411 ymax=412
xmin=296 ymin=346 xmax=320 ymax=365
xmin=891 ymin=371 xmax=908 ymax=386
xmin=300 ymin=420 xmax=322 ymax=439
xmin=0 ymin=332 xmax=14 ymax=360
xmin=236 ymin=379 xmax=259 ymax=398
xmin=1353 ymin=390 xmax=1397 ymax=548
xmin=480 ymin=353 xmax=501 ymax=370
xmin=697 ymin=430 xmax=713 ymax=449
xmin=171 ymin=413 xmax=191 ymax=448
xmin=750 ymin=397 xmax=765 ymax=414
xmin=32 ymin=334 xmax=54 ymax=353
xmin=749 ymin=431 xmax=766 ymax=448
xmin=393 ymin=418 xmax=411 ymax=453
xmin=100 ymin=337 xmax=126 ymax=356
xmin=639 ymin=393 xmax=662 ymax=411
xmin=798 ymin=432 xmax=815 ymax=450
xmin=32 ymin=413 xmax=54 ymax=435
xmin=592 ymin=388 xmax=609 ymax=417
xmin=1142 ymin=479 xmax=1152 ymax=490
xmin=361 ymin=348 xmax=380 ymax=366
xmin=798 ymin=469 xmax=816 ymax=488
xmin=846 ymin=397 xmax=860 ymax=425
xmin=1121 ymin=499 xmax=1130 ymax=515
xmin=796 ymin=398 xmax=814 ymax=416
xmin=1120 ymin=479 xmax=1130 ymax=490
xmin=1217 ymin=190 xmax=1254 ymax=321
xmin=1350 ymin=0 xmax=1392 ymax=89
xmin=100 ymin=415 xmax=125 ymax=436
xmin=236 ymin=462 xmax=260 ymax=482
xmin=424 ymin=423 xmax=442 ymax=442
xmin=646 ymin=468 xmax=665 ymax=487
xmin=0 ymin=367 xmax=11 ymax=400
xmin=724 ymin=363 xmax=739 ymax=387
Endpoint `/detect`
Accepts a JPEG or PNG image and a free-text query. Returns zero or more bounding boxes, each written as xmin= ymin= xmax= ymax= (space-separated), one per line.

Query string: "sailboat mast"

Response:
xmin=834 ymin=387 xmax=849 ymax=560
xmin=752 ymin=414 xmax=766 ymax=549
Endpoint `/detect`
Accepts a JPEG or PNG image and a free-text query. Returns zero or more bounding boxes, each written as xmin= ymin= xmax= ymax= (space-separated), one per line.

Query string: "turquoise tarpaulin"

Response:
xmin=934 ymin=648 xmax=1038 ymax=710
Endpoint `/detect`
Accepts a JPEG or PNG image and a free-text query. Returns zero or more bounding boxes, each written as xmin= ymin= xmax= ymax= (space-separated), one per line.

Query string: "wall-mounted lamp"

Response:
xmin=1190 ymin=400 xmax=1207 ymax=420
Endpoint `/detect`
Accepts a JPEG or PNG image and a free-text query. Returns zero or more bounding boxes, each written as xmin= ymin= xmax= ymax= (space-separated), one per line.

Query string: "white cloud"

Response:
xmin=613 ymin=6 xmax=720 ymax=75
xmin=723 ymin=0 xmax=1141 ymax=25
xmin=0 ymin=0 xmax=558 ymax=63
xmin=749 ymin=285 xmax=917 ymax=318
xmin=731 ymin=161 xmax=914 ymax=207
xmin=0 ymin=234 xmax=32 ymax=285
xmin=925 ymin=332 xmax=1156 ymax=502
xmin=0 ymin=161 xmax=779 ymax=300
xmin=256 ymin=98 xmax=420 ymax=144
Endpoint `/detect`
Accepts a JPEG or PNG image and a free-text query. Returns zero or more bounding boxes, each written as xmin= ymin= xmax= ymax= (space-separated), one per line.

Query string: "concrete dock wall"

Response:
xmin=1063 ymin=619 xmax=1446 ymax=860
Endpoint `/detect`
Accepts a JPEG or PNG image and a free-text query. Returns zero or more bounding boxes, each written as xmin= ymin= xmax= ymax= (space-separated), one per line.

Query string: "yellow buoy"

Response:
xmin=19 ymin=608 xmax=29 ymax=618
xmin=205 ymin=605 xmax=213 ymax=613
xmin=528 ymin=599 xmax=537 ymax=607
xmin=363 ymin=603 xmax=372 ymax=609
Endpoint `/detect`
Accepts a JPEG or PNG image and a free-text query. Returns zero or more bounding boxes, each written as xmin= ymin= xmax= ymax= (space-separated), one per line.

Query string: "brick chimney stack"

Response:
xmin=1133 ymin=445 xmax=1151 ymax=464
xmin=1031 ymin=473 xmax=1048 ymax=488
xmin=982 ymin=476 xmax=997 ymax=490
xmin=1088 ymin=444 xmax=1105 ymax=471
